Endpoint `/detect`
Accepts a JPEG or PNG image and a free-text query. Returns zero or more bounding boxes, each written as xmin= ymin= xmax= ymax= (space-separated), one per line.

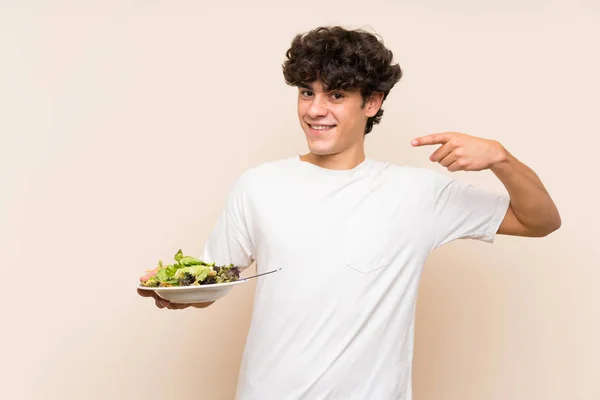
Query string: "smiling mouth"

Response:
xmin=307 ymin=123 xmax=337 ymax=131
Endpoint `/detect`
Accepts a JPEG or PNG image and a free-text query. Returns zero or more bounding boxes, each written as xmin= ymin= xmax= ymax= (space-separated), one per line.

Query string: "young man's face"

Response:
xmin=297 ymin=81 xmax=382 ymax=157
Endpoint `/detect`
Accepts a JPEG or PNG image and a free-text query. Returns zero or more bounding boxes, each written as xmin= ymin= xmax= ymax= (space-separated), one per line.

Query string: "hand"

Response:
xmin=137 ymin=288 xmax=215 ymax=310
xmin=411 ymin=132 xmax=506 ymax=172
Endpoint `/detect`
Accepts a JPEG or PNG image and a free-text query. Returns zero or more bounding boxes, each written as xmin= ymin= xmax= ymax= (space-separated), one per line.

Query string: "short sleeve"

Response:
xmin=200 ymin=175 xmax=255 ymax=270
xmin=431 ymin=171 xmax=510 ymax=249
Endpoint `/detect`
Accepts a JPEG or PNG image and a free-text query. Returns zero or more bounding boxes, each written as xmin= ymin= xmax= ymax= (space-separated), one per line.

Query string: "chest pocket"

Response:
xmin=343 ymin=218 xmax=390 ymax=274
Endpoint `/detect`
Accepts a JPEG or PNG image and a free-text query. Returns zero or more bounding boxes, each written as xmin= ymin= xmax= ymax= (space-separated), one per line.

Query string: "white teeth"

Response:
xmin=310 ymin=124 xmax=335 ymax=130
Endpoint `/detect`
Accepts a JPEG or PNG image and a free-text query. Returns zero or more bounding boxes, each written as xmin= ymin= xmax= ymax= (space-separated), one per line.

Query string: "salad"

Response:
xmin=139 ymin=249 xmax=240 ymax=287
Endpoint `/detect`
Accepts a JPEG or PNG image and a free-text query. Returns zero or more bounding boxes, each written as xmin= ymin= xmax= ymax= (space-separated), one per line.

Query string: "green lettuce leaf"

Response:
xmin=156 ymin=264 xmax=178 ymax=282
xmin=174 ymin=249 xmax=183 ymax=262
xmin=174 ymin=265 xmax=212 ymax=283
xmin=179 ymin=256 xmax=204 ymax=266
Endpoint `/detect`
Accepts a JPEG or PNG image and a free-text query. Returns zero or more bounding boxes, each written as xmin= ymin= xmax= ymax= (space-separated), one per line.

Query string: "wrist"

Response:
xmin=489 ymin=141 xmax=510 ymax=170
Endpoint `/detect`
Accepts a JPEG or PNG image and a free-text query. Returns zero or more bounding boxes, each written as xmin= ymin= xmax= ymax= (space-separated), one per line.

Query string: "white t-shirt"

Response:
xmin=201 ymin=155 xmax=510 ymax=400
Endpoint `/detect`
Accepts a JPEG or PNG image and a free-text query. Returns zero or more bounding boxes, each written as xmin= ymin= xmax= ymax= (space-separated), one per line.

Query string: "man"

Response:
xmin=139 ymin=26 xmax=561 ymax=399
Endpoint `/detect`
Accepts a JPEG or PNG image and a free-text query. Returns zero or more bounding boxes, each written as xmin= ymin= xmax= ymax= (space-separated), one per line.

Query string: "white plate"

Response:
xmin=138 ymin=280 xmax=248 ymax=304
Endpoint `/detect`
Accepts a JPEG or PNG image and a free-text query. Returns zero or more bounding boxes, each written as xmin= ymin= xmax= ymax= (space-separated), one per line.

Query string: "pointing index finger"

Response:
xmin=411 ymin=132 xmax=452 ymax=147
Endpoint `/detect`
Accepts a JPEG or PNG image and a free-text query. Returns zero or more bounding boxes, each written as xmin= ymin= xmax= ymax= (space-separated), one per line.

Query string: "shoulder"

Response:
xmin=234 ymin=156 xmax=298 ymax=189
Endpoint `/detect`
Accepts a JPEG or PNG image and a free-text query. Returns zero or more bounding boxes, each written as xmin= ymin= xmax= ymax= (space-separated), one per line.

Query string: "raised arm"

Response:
xmin=412 ymin=131 xmax=561 ymax=237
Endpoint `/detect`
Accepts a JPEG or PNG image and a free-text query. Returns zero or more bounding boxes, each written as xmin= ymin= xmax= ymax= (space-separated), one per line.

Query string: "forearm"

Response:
xmin=490 ymin=143 xmax=561 ymax=233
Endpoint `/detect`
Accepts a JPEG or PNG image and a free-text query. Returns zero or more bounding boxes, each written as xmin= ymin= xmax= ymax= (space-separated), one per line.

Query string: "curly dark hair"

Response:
xmin=282 ymin=26 xmax=403 ymax=134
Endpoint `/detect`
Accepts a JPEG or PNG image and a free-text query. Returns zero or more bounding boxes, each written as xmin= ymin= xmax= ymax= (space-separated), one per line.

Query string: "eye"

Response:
xmin=331 ymin=93 xmax=344 ymax=100
xmin=300 ymin=90 xmax=314 ymax=97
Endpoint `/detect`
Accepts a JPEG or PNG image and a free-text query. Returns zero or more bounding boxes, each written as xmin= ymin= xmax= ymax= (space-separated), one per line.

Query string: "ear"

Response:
xmin=364 ymin=92 xmax=384 ymax=118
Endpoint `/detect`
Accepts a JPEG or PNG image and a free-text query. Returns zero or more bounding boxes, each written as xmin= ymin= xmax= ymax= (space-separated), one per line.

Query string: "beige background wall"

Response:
xmin=1 ymin=1 xmax=598 ymax=399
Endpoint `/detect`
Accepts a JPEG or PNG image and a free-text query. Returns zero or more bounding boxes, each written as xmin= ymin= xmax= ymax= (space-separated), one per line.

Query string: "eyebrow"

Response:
xmin=298 ymin=84 xmax=345 ymax=93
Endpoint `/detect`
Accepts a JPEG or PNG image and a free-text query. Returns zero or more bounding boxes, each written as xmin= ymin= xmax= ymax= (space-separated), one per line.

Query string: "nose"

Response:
xmin=307 ymin=95 xmax=328 ymax=119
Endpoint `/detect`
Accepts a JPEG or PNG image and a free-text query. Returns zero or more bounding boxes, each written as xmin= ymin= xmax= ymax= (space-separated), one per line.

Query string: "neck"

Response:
xmin=300 ymin=146 xmax=366 ymax=171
